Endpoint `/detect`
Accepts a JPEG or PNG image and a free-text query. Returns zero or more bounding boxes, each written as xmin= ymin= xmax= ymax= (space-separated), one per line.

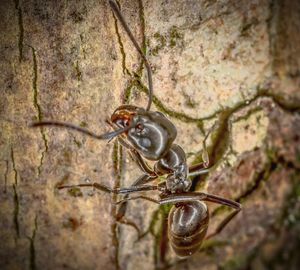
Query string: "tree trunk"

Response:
xmin=1 ymin=0 xmax=300 ymax=269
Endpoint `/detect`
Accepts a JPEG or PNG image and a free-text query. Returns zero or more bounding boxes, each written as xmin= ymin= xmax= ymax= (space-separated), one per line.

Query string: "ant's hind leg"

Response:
xmin=118 ymin=192 xmax=241 ymax=238
xmin=115 ymin=174 xmax=158 ymax=236
xmin=205 ymin=209 xmax=240 ymax=240
xmin=160 ymin=192 xmax=241 ymax=239
xmin=117 ymin=192 xmax=241 ymax=210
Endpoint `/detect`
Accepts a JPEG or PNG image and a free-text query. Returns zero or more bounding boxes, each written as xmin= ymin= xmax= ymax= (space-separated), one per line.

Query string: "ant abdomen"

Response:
xmin=168 ymin=201 xmax=209 ymax=257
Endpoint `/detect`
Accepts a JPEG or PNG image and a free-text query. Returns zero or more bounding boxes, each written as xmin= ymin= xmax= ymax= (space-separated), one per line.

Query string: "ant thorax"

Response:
xmin=166 ymin=173 xmax=191 ymax=193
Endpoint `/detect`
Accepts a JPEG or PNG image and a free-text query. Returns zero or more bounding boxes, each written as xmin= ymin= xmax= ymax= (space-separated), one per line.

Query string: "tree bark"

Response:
xmin=1 ymin=0 xmax=300 ymax=270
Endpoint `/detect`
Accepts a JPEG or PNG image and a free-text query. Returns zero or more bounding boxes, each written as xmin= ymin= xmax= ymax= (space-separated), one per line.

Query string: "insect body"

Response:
xmin=31 ymin=0 xmax=241 ymax=257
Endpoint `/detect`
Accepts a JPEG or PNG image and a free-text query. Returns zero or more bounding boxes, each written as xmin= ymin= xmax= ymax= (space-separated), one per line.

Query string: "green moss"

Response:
xmin=149 ymin=26 xmax=183 ymax=56
xmin=221 ymin=255 xmax=250 ymax=270
xmin=67 ymin=187 xmax=83 ymax=197
xmin=73 ymin=137 xmax=82 ymax=148
xmin=151 ymin=32 xmax=167 ymax=56
xmin=169 ymin=26 xmax=183 ymax=48
xmin=112 ymin=10 xmax=131 ymax=76
xmin=296 ymin=149 xmax=300 ymax=165
xmin=79 ymin=121 xmax=87 ymax=127
xmin=280 ymin=174 xmax=300 ymax=229
xmin=122 ymin=79 xmax=135 ymax=105
xmin=182 ymin=92 xmax=197 ymax=108
xmin=74 ymin=61 xmax=82 ymax=81
xmin=200 ymin=239 xmax=229 ymax=253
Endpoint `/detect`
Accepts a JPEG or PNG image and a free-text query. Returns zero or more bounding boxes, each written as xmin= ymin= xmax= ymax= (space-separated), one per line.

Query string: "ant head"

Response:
xmin=127 ymin=110 xmax=177 ymax=160
xmin=111 ymin=105 xmax=139 ymax=128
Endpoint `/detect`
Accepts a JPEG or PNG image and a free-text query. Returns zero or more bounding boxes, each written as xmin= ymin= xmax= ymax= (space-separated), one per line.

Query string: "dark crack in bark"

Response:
xmin=14 ymin=0 xmax=24 ymax=62
xmin=122 ymin=0 xmax=147 ymax=105
xmin=11 ymin=147 xmax=20 ymax=238
xmin=12 ymin=184 xmax=20 ymax=238
xmin=30 ymin=46 xmax=48 ymax=176
xmin=75 ymin=60 xmax=82 ymax=82
xmin=27 ymin=215 xmax=38 ymax=270
xmin=112 ymin=1 xmax=131 ymax=76
xmin=191 ymin=87 xmax=300 ymax=177
xmin=111 ymin=141 xmax=121 ymax=270
xmin=3 ymin=160 xmax=9 ymax=193
xmin=11 ymin=147 xmax=18 ymax=185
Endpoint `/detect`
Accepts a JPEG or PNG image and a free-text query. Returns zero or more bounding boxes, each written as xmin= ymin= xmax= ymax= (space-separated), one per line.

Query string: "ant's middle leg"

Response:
xmin=114 ymin=172 xmax=158 ymax=235
xmin=57 ymin=182 xmax=158 ymax=195
xmin=58 ymin=181 xmax=158 ymax=237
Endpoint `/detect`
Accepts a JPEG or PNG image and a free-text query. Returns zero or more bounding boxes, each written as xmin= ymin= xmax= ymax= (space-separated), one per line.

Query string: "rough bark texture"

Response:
xmin=1 ymin=0 xmax=300 ymax=270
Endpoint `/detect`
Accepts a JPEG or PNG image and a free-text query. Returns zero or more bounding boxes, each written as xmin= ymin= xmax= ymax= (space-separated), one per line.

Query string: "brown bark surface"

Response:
xmin=1 ymin=0 xmax=300 ymax=270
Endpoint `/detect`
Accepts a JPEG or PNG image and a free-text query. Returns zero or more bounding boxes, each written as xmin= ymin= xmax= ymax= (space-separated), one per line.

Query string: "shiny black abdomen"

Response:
xmin=168 ymin=201 xmax=209 ymax=257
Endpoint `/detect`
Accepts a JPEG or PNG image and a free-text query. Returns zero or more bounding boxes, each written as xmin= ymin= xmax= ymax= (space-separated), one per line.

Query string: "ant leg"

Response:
xmin=115 ymin=173 xmax=158 ymax=235
xmin=118 ymin=192 xmax=241 ymax=238
xmin=117 ymin=192 xmax=240 ymax=209
xmin=116 ymin=195 xmax=159 ymax=205
xmin=57 ymin=182 xmax=158 ymax=194
xmin=159 ymin=192 xmax=241 ymax=239
xmin=205 ymin=210 xmax=240 ymax=240
xmin=158 ymin=192 xmax=241 ymax=210
xmin=188 ymin=167 xmax=210 ymax=177
xmin=131 ymin=174 xmax=158 ymax=186
xmin=106 ymin=120 xmax=157 ymax=177
xmin=59 ymin=182 xmax=158 ymax=237
xmin=117 ymin=136 xmax=157 ymax=177
xmin=189 ymin=121 xmax=219 ymax=174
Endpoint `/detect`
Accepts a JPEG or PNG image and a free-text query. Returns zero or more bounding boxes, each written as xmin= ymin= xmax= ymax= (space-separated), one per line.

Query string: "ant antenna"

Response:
xmin=109 ymin=0 xmax=153 ymax=111
xmin=30 ymin=121 xmax=133 ymax=140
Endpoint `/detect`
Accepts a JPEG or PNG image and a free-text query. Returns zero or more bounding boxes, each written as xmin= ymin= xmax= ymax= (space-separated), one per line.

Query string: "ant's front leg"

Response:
xmin=117 ymin=136 xmax=157 ymax=178
xmin=188 ymin=131 xmax=210 ymax=177
xmin=188 ymin=122 xmax=219 ymax=177
xmin=107 ymin=120 xmax=157 ymax=178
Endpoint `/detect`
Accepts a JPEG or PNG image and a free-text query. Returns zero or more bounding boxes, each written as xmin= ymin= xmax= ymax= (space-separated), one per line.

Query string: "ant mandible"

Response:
xmin=31 ymin=0 xmax=241 ymax=257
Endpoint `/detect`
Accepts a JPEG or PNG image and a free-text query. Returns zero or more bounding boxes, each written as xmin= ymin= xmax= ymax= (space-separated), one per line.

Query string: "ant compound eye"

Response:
xmin=124 ymin=119 xmax=130 ymax=126
xmin=135 ymin=123 xmax=144 ymax=132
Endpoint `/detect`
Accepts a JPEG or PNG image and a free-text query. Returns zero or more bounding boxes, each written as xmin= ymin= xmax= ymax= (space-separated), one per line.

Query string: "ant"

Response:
xmin=31 ymin=0 xmax=241 ymax=257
